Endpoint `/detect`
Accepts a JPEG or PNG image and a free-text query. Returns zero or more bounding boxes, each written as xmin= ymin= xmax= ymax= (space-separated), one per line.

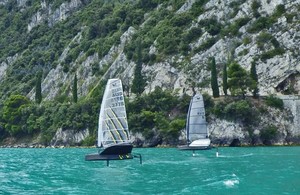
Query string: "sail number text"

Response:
xmin=111 ymin=89 xmax=124 ymax=107
xmin=111 ymin=102 xmax=124 ymax=107
xmin=112 ymin=88 xmax=122 ymax=96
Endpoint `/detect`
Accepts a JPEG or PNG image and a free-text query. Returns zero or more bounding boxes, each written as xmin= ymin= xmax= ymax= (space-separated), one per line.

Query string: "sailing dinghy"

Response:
xmin=178 ymin=93 xmax=212 ymax=150
xmin=85 ymin=78 xmax=141 ymax=165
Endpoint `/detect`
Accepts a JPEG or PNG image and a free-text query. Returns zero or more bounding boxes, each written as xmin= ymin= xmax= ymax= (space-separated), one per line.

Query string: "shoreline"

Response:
xmin=1 ymin=143 xmax=300 ymax=149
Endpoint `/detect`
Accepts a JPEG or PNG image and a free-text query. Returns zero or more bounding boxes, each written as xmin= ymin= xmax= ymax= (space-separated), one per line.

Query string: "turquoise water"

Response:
xmin=0 ymin=147 xmax=299 ymax=194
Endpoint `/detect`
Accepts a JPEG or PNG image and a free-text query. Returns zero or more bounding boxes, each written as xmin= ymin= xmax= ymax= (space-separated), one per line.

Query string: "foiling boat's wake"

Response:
xmin=223 ymin=179 xmax=239 ymax=187
xmin=223 ymin=173 xmax=239 ymax=188
xmin=205 ymin=173 xmax=239 ymax=188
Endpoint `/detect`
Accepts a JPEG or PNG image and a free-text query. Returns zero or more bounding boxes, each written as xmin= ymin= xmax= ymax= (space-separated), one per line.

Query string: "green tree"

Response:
xmin=131 ymin=38 xmax=146 ymax=95
xmin=222 ymin=63 xmax=228 ymax=96
xmin=166 ymin=118 xmax=185 ymax=141
xmin=227 ymin=62 xmax=251 ymax=98
xmin=210 ymin=57 xmax=219 ymax=97
xmin=3 ymin=95 xmax=31 ymax=136
xmin=35 ymin=72 xmax=42 ymax=104
xmin=250 ymin=61 xmax=259 ymax=98
xmin=73 ymin=74 xmax=78 ymax=103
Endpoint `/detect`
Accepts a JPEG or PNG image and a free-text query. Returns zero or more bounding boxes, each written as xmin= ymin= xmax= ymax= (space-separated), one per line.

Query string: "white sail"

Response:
xmin=97 ymin=79 xmax=130 ymax=147
xmin=186 ymin=94 xmax=210 ymax=145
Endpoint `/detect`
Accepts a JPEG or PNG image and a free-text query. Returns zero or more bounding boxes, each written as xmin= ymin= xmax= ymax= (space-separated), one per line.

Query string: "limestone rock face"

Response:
xmin=21 ymin=0 xmax=299 ymax=100
xmin=26 ymin=25 xmax=136 ymax=101
xmin=50 ymin=128 xmax=89 ymax=146
xmin=145 ymin=0 xmax=300 ymax=97
xmin=0 ymin=0 xmax=8 ymax=5
xmin=208 ymin=119 xmax=249 ymax=146
xmin=28 ymin=0 xmax=83 ymax=31
xmin=0 ymin=55 xmax=18 ymax=81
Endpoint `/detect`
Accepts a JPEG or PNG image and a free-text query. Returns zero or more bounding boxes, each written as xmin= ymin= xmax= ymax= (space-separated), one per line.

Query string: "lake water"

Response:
xmin=0 ymin=147 xmax=299 ymax=194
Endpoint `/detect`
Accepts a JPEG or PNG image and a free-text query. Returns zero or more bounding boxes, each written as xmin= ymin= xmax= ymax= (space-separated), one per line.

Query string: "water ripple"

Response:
xmin=0 ymin=147 xmax=299 ymax=194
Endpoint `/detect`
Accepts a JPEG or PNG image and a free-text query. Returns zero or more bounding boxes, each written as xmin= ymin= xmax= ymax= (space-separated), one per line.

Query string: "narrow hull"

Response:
xmin=85 ymin=153 xmax=133 ymax=161
xmin=85 ymin=143 xmax=133 ymax=161
xmin=177 ymin=145 xmax=213 ymax=150
xmin=178 ymin=139 xmax=212 ymax=150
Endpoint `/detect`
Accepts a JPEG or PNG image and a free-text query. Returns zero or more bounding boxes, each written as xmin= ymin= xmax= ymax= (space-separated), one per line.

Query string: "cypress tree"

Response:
xmin=250 ymin=61 xmax=259 ymax=98
xmin=73 ymin=74 xmax=78 ymax=103
xmin=35 ymin=71 xmax=42 ymax=104
xmin=228 ymin=62 xmax=251 ymax=99
xmin=223 ymin=63 xmax=228 ymax=96
xmin=210 ymin=57 xmax=219 ymax=98
xmin=131 ymin=38 xmax=146 ymax=96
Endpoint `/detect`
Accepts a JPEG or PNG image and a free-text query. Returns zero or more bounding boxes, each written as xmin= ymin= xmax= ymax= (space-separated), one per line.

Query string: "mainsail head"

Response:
xmin=186 ymin=94 xmax=208 ymax=143
xmin=97 ymin=79 xmax=130 ymax=147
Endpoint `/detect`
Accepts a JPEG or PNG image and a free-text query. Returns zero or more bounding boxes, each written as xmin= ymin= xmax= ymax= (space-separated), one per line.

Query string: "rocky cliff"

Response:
xmin=0 ymin=0 xmax=299 ymax=147
xmin=7 ymin=0 xmax=297 ymax=99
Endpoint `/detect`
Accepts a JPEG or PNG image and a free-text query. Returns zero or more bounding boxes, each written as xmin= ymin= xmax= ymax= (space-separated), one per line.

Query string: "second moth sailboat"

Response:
xmin=178 ymin=93 xmax=212 ymax=150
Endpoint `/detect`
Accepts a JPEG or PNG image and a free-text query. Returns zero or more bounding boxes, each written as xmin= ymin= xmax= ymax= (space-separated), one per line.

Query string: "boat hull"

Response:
xmin=85 ymin=143 xmax=133 ymax=161
xmin=85 ymin=153 xmax=133 ymax=161
xmin=178 ymin=138 xmax=212 ymax=150
xmin=177 ymin=145 xmax=213 ymax=150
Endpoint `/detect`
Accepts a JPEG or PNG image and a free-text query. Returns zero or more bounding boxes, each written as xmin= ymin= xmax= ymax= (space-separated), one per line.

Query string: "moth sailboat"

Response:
xmin=178 ymin=93 xmax=212 ymax=150
xmin=85 ymin=79 xmax=141 ymax=165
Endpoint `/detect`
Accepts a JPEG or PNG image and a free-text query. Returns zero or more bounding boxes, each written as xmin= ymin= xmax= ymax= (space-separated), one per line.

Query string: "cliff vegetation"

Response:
xmin=0 ymin=0 xmax=299 ymax=147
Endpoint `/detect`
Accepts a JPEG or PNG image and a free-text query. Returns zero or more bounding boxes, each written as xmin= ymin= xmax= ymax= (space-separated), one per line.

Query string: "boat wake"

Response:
xmin=223 ymin=173 xmax=239 ymax=188
xmin=217 ymin=153 xmax=253 ymax=158
xmin=223 ymin=179 xmax=239 ymax=187
xmin=205 ymin=173 xmax=240 ymax=188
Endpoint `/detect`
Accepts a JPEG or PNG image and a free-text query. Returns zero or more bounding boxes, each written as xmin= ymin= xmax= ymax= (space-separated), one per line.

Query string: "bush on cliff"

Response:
xmin=213 ymin=98 xmax=260 ymax=125
xmin=260 ymin=125 xmax=279 ymax=145
xmin=264 ymin=95 xmax=284 ymax=110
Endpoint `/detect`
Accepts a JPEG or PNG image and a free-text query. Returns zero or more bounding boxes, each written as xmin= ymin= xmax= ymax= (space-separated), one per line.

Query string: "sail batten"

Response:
xmin=108 ymin=107 xmax=129 ymax=138
xmin=106 ymin=115 xmax=123 ymax=142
